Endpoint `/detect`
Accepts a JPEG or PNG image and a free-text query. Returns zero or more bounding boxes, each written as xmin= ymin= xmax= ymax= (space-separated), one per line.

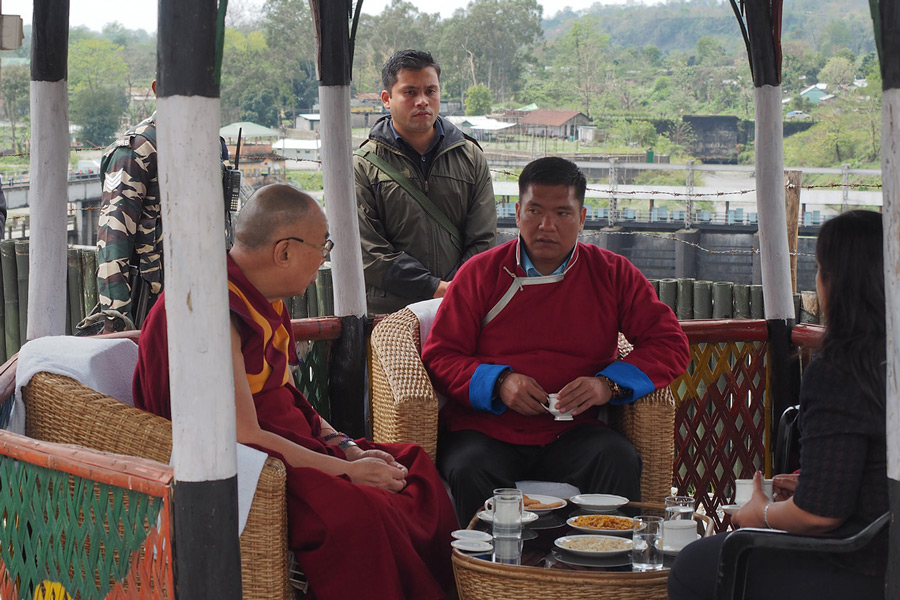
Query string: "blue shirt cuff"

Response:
xmin=597 ymin=362 xmax=655 ymax=405
xmin=469 ymin=364 xmax=511 ymax=414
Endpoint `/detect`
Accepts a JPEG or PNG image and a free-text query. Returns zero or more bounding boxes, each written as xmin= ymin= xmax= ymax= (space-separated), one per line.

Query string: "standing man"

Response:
xmin=355 ymin=49 xmax=496 ymax=316
xmin=422 ymin=157 xmax=690 ymax=524
xmin=94 ymin=95 xmax=160 ymax=330
xmin=93 ymin=80 xmax=230 ymax=331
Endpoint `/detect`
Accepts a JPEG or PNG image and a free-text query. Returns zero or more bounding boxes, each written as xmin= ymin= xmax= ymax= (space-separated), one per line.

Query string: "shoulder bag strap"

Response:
xmin=354 ymin=148 xmax=464 ymax=253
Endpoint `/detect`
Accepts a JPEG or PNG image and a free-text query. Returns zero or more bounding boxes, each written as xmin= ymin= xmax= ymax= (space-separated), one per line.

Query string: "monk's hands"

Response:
xmin=555 ymin=376 xmax=614 ymax=417
xmin=345 ymin=446 xmax=405 ymax=471
xmin=347 ymin=456 xmax=408 ymax=492
xmin=498 ymin=373 xmax=548 ymax=416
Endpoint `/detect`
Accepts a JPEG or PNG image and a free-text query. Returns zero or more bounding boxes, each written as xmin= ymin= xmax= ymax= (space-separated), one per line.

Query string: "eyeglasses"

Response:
xmin=277 ymin=236 xmax=334 ymax=258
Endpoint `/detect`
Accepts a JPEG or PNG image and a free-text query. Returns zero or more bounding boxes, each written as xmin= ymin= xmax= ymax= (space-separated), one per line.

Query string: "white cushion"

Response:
xmin=407 ymin=297 xmax=443 ymax=346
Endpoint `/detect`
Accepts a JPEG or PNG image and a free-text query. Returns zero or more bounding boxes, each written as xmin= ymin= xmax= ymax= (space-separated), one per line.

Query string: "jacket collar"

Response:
xmin=515 ymin=236 xmax=580 ymax=277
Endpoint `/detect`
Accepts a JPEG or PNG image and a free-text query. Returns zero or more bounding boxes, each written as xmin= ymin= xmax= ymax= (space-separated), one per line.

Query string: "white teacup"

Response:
xmin=547 ymin=393 xmax=573 ymax=421
xmin=734 ymin=478 xmax=774 ymax=506
xmin=662 ymin=519 xmax=697 ymax=551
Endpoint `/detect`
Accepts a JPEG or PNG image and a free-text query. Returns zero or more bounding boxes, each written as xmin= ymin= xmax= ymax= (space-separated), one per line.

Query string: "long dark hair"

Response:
xmin=816 ymin=209 xmax=885 ymax=407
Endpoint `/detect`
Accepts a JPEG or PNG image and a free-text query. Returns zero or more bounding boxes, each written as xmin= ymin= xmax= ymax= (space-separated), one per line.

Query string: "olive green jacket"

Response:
xmin=354 ymin=116 xmax=497 ymax=315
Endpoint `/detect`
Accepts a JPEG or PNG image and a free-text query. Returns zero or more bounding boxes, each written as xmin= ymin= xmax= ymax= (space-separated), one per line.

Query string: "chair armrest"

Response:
xmin=608 ymin=385 xmax=675 ymax=503
xmin=369 ymin=308 xmax=439 ymax=460
xmin=608 ymin=332 xmax=676 ymax=503
xmin=22 ymin=371 xmax=292 ymax=600
xmin=715 ymin=512 xmax=891 ymax=600
xmin=241 ymin=456 xmax=292 ymax=600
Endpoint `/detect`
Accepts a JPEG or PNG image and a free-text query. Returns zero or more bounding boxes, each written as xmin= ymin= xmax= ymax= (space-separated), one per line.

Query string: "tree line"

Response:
xmin=0 ymin=0 xmax=881 ymax=169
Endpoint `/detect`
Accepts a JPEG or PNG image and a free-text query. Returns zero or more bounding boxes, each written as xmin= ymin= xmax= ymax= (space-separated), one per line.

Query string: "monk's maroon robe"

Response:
xmin=134 ymin=255 xmax=456 ymax=600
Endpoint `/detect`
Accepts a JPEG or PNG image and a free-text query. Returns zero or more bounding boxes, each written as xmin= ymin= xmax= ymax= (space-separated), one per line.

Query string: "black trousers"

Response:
xmin=437 ymin=425 xmax=642 ymax=526
xmin=667 ymin=533 xmax=884 ymax=600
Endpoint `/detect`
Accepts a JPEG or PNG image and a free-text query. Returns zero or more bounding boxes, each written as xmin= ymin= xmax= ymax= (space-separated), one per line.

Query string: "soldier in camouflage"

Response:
xmin=95 ymin=111 xmax=161 ymax=327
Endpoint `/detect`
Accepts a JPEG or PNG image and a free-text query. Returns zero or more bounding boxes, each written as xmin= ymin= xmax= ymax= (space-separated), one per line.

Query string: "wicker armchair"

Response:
xmin=21 ymin=371 xmax=292 ymax=600
xmin=369 ymin=306 xmax=677 ymax=503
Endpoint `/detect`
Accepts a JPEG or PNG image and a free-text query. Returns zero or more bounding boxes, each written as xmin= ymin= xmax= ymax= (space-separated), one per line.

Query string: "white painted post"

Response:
xmin=754 ymin=86 xmax=794 ymax=321
xmin=685 ymin=159 xmax=695 ymax=228
xmin=319 ymin=84 xmax=366 ymax=318
xmin=157 ymin=0 xmax=241 ymax=595
xmin=884 ymin=88 xmax=900 ymax=496
xmin=310 ymin=0 xmax=368 ymax=437
xmin=26 ymin=0 xmax=69 ymax=340
xmin=608 ymin=158 xmax=618 ymax=226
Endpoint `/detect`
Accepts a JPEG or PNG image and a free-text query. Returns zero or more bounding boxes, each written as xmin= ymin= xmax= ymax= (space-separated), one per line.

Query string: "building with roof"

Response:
xmin=518 ymin=109 xmax=590 ymax=138
xmin=445 ymin=116 xmax=516 ymax=141
xmin=273 ymin=138 xmax=321 ymax=162
xmin=800 ymin=83 xmax=834 ymax=104
xmin=219 ymin=121 xmax=280 ymax=140
xmin=295 ymin=114 xmax=321 ymax=131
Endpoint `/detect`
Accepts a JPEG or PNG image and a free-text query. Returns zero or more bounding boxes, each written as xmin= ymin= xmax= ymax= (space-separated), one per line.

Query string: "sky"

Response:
xmin=3 ymin=0 xmax=666 ymax=33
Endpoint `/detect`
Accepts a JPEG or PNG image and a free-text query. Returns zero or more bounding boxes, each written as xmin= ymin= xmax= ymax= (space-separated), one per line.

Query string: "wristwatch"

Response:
xmin=598 ymin=375 xmax=623 ymax=398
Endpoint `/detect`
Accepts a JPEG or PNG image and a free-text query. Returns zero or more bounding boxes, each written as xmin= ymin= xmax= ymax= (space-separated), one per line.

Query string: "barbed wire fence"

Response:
xmin=0 ymin=153 xmax=883 ymax=261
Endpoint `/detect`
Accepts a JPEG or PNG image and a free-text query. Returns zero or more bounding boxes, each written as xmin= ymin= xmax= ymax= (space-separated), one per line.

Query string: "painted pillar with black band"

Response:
xmin=27 ymin=0 xmax=69 ymax=340
xmin=310 ymin=0 xmax=368 ymax=438
xmin=736 ymin=0 xmax=798 ymax=447
xmin=157 ymin=1 xmax=242 ymax=597
xmin=871 ymin=1 xmax=900 ymax=597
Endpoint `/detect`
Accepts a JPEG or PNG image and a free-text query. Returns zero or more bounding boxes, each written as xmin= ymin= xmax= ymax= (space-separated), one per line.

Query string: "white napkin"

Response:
xmin=10 ymin=335 xmax=265 ymax=535
xmin=11 ymin=336 xmax=139 ymax=435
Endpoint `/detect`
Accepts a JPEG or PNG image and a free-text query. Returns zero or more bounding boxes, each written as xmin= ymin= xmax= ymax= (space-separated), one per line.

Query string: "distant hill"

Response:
xmin=542 ymin=0 xmax=875 ymax=57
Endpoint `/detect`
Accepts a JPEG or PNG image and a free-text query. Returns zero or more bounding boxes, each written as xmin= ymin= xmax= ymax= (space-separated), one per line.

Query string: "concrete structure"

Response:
xmin=273 ymin=138 xmax=321 ymax=162
xmin=295 ymin=113 xmax=321 ymax=131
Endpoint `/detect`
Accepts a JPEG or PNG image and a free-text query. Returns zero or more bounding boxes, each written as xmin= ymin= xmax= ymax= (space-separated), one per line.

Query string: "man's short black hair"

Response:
xmin=518 ymin=157 xmax=587 ymax=207
xmin=382 ymin=49 xmax=441 ymax=93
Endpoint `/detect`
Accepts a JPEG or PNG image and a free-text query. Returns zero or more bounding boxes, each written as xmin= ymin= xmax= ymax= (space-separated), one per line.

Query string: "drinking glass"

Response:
xmin=493 ymin=537 xmax=523 ymax=565
xmin=664 ymin=495 xmax=695 ymax=520
xmin=632 ymin=515 xmax=664 ymax=571
xmin=490 ymin=487 xmax=523 ymax=541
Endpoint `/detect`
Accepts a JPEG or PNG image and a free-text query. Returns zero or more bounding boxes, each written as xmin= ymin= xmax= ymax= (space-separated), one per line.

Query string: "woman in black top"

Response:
xmin=668 ymin=209 xmax=887 ymax=600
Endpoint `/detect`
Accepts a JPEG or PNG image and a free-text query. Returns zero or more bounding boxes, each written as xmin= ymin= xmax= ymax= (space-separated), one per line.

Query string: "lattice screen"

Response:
xmin=294 ymin=339 xmax=332 ymax=420
xmin=0 ymin=458 xmax=172 ymax=599
xmin=669 ymin=340 xmax=769 ymax=531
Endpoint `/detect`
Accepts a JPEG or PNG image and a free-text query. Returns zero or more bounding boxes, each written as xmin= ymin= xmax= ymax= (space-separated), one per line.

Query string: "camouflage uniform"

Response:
xmin=96 ymin=113 xmax=161 ymax=324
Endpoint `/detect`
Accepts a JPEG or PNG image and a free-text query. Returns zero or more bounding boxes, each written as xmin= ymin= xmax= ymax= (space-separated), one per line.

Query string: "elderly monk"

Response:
xmin=133 ymin=184 xmax=456 ymax=600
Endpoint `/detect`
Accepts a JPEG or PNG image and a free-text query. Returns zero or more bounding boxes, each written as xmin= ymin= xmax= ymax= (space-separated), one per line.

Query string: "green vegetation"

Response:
xmin=0 ymin=0 xmax=884 ymax=170
xmin=286 ymin=171 xmax=324 ymax=190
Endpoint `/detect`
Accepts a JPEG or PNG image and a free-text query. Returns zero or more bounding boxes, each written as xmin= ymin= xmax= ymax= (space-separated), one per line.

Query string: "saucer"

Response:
xmin=452 ymin=529 xmax=492 ymax=542
xmin=721 ymin=504 xmax=742 ymax=516
xmin=662 ymin=533 xmax=700 ymax=555
xmin=477 ymin=510 xmax=539 ymax=524
xmin=451 ymin=539 xmax=492 ymax=553
xmin=570 ymin=494 xmax=630 ymax=513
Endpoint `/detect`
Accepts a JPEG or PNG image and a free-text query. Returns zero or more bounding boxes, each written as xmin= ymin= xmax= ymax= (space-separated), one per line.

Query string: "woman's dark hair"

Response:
xmin=816 ymin=209 xmax=885 ymax=407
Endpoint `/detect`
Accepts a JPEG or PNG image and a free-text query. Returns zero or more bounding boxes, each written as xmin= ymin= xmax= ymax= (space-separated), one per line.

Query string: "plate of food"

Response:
xmin=522 ymin=493 xmax=567 ymax=514
xmin=569 ymin=494 xmax=630 ymax=513
xmin=566 ymin=514 xmax=634 ymax=536
xmin=554 ymin=534 xmax=633 ymax=557
xmin=477 ymin=509 xmax=539 ymax=524
xmin=550 ymin=548 xmax=632 ymax=568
